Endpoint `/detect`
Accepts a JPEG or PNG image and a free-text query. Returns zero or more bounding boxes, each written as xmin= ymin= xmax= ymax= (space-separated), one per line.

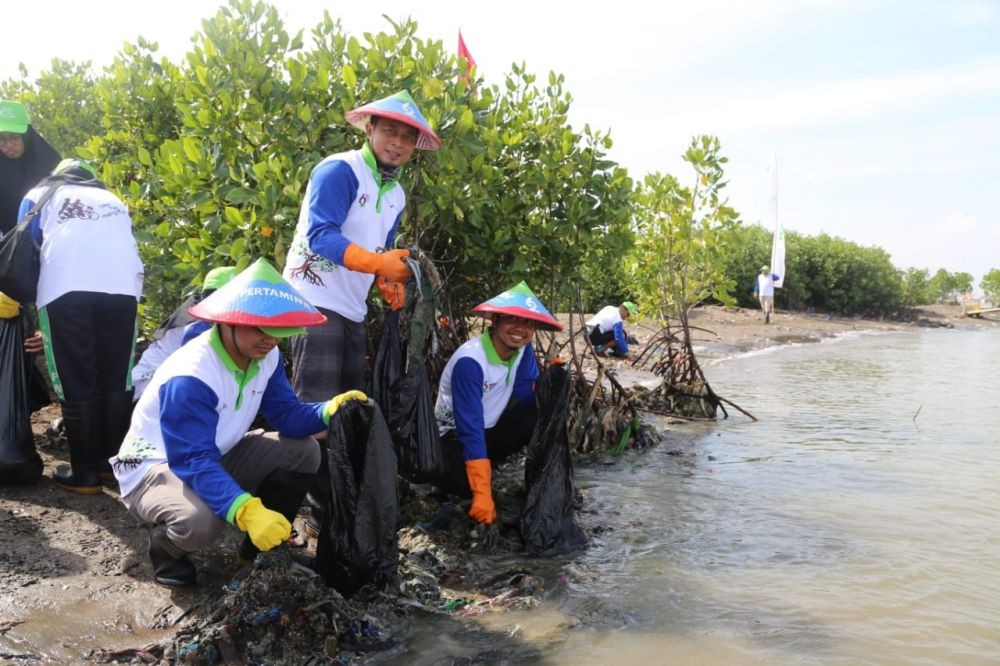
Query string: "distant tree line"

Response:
xmin=590 ymin=218 xmax=991 ymax=318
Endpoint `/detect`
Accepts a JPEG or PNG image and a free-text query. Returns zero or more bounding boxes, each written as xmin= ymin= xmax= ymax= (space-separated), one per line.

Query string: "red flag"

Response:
xmin=458 ymin=30 xmax=476 ymax=88
xmin=458 ymin=30 xmax=476 ymax=70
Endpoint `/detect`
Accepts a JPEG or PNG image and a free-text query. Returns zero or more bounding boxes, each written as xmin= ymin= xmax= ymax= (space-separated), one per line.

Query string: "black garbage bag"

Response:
xmin=0 ymin=312 xmax=43 ymax=484
xmin=26 ymin=358 xmax=51 ymax=413
xmin=315 ymin=399 xmax=399 ymax=596
xmin=520 ymin=364 xmax=587 ymax=556
xmin=371 ymin=309 xmax=442 ymax=483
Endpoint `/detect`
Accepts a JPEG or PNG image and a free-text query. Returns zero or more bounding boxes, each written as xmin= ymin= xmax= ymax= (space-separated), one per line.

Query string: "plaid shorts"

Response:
xmin=289 ymin=307 xmax=367 ymax=401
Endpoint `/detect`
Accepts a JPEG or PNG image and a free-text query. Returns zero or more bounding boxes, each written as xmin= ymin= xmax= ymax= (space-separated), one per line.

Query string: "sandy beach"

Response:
xmin=0 ymin=302 xmax=995 ymax=662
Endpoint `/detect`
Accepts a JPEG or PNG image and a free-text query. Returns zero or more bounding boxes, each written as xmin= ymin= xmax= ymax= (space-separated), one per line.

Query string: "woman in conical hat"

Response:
xmin=434 ymin=282 xmax=560 ymax=525
xmin=283 ymin=89 xmax=440 ymax=412
xmin=111 ymin=258 xmax=366 ymax=588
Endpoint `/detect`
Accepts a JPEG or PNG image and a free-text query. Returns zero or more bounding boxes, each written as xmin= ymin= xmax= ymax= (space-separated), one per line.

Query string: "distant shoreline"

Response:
xmin=637 ymin=303 xmax=998 ymax=358
xmin=562 ymin=303 xmax=999 ymax=388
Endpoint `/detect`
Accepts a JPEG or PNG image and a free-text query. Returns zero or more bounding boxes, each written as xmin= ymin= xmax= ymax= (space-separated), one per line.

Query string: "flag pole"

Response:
xmin=769 ymin=150 xmax=786 ymax=289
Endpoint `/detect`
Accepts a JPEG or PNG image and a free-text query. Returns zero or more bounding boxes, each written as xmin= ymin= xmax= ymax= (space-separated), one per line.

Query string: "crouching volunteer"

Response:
xmin=434 ymin=282 xmax=562 ymax=524
xmin=586 ymin=301 xmax=637 ymax=357
xmin=111 ymin=259 xmax=367 ymax=588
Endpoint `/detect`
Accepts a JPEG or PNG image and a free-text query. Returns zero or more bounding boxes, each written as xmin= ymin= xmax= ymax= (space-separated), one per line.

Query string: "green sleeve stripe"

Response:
xmin=226 ymin=492 xmax=253 ymax=524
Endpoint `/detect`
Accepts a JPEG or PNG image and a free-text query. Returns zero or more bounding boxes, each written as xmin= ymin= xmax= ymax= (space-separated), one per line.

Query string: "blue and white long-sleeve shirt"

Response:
xmin=434 ymin=333 xmax=538 ymax=461
xmin=586 ymin=305 xmax=629 ymax=354
xmin=282 ymin=144 xmax=404 ymax=323
xmin=753 ymin=273 xmax=781 ymax=297
xmin=113 ymin=325 xmax=328 ymax=523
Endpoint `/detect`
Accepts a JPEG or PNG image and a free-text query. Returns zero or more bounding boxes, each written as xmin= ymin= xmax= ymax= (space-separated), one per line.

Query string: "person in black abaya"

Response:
xmin=0 ymin=100 xmax=61 ymax=419
xmin=0 ymin=100 xmax=61 ymax=234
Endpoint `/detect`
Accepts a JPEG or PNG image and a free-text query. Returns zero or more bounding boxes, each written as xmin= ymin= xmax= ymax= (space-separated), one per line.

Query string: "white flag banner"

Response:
xmin=769 ymin=150 xmax=786 ymax=288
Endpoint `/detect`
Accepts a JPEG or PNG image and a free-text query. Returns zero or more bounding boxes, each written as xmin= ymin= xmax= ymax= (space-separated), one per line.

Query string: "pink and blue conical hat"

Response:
xmin=345 ymin=90 xmax=442 ymax=151
xmin=189 ymin=258 xmax=326 ymax=335
xmin=471 ymin=281 xmax=562 ymax=331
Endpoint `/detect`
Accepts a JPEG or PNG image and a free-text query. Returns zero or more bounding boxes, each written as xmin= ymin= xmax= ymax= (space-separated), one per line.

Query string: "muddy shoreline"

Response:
xmin=0 ymin=304 xmax=993 ymax=663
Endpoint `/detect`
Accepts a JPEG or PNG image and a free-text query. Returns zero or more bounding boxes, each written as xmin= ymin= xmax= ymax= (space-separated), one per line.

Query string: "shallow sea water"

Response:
xmin=406 ymin=328 xmax=1000 ymax=665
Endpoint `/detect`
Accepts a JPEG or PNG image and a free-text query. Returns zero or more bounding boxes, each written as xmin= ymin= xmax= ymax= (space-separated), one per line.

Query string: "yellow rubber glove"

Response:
xmin=234 ymin=497 xmax=291 ymax=551
xmin=0 ymin=293 xmax=20 ymax=319
xmin=376 ymin=276 xmax=406 ymax=311
xmin=465 ymin=459 xmax=496 ymax=524
xmin=324 ymin=389 xmax=368 ymax=421
xmin=342 ymin=243 xmax=412 ymax=282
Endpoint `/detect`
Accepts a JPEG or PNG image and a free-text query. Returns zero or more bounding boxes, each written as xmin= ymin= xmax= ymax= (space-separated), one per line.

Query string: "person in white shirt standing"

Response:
xmin=752 ymin=265 xmax=781 ymax=324
xmin=283 ymin=90 xmax=441 ymax=403
xmin=18 ymin=159 xmax=143 ymax=494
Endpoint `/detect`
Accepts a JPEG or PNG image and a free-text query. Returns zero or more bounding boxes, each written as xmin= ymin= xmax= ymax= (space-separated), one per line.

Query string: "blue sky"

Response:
xmin=4 ymin=1 xmax=998 ymax=292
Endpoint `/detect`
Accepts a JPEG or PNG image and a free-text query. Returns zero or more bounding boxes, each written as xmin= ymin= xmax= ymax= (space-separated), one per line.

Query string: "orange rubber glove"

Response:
xmin=465 ymin=459 xmax=496 ymax=524
xmin=376 ymin=276 xmax=406 ymax=311
xmin=342 ymin=243 xmax=412 ymax=282
xmin=234 ymin=497 xmax=291 ymax=551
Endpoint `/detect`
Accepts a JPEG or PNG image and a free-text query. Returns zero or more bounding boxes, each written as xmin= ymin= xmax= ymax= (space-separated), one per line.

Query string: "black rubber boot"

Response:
xmin=765 ymin=312 xmax=771 ymax=324
xmin=148 ymin=524 xmax=197 ymax=588
xmin=52 ymin=400 xmax=103 ymax=494
xmin=238 ymin=469 xmax=315 ymax=563
xmin=100 ymin=390 xmax=134 ymax=481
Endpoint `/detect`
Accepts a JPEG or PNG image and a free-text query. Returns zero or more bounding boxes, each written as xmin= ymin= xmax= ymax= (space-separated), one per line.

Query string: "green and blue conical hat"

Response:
xmin=189 ymin=258 xmax=326 ymax=335
xmin=471 ymin=281 xmax=562 ymax=331
xmin=344 ymin=90 xmax=441 ymax=151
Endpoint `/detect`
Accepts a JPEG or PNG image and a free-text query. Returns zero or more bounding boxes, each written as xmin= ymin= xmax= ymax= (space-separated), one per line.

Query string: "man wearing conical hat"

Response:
xmin=434 ymin=283 xmax=562 ymax=525
xmin=111 ymin=259 xmax=367 ymax=588
xmin=283 ymin=90 xmax=441 ymax=405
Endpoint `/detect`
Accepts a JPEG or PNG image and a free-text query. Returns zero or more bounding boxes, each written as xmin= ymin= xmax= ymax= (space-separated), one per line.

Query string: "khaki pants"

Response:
xmin=759 ymin=295 xmax=774 ymax=317
xmin=122 ymin=430 xmax=319 ymax=556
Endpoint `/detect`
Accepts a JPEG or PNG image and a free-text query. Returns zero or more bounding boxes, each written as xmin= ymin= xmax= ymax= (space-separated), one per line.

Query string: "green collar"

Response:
xmin=209 ymin=325 xmax=261 ymax=410
xmin=480 ymin=331 xmax=518 ymax=385
xmin=361 ymin=142 xmax=400 ymax=213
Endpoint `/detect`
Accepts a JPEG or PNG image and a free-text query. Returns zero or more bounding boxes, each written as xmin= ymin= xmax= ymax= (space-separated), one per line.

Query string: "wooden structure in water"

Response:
xmin=964 ymin=307 xmax=1000 ymax=319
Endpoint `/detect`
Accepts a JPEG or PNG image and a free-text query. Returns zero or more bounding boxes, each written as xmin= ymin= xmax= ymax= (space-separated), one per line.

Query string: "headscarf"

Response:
xmin=0 ymin=126 xmax=61 ymax=234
